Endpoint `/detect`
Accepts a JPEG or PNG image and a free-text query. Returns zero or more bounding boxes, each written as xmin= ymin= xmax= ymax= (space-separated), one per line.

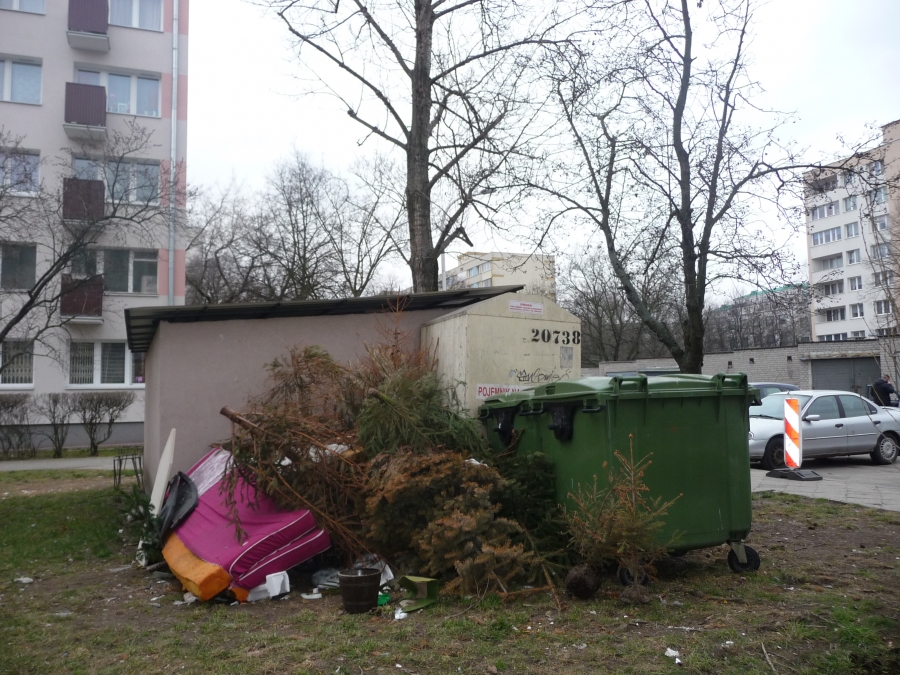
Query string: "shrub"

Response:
xmin=72 ymin=392 xmax=136 ymax=456
xmin=0 ymin=393 xmax=34 ymax=459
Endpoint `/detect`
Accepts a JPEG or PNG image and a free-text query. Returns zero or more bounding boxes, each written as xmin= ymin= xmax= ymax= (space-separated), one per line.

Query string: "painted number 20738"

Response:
xmin=531 ymin=328 xmax=581 ymax=345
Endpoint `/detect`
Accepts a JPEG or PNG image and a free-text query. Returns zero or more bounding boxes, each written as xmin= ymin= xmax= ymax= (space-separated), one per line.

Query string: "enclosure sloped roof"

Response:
xmin=125 ymin=285 xmax=524 ymax=353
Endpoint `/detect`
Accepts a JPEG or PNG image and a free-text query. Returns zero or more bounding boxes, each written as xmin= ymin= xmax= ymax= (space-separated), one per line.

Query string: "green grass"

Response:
xmin=0 ymin=488 xmax=898 ymax=674
xmin=0 ymin=445 xmax=142 ymax=461
xmin=0 ymin=469 xmax=134 ymax=485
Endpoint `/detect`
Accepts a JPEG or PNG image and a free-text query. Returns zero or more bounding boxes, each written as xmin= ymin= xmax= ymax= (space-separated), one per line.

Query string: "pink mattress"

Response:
xmin=174 ymin=447 xmax=331 ymax=589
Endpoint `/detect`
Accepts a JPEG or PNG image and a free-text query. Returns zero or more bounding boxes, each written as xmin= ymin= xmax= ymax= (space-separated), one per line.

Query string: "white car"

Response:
xmin=748 ymin=390 xmax=900 ymax=470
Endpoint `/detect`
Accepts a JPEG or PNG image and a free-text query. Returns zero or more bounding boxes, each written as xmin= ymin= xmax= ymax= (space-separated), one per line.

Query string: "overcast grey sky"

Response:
xmin=187 ymin=0 xmax=900 ymax=278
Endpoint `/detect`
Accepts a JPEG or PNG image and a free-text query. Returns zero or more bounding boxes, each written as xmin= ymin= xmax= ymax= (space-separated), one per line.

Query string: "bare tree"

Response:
xmin=34 ymin=392 xmax=76 ymax=458
xmin=72 ymin=391 xmax=136 ymax=457
xmin=704 ymin=285 xmax=811 ymax=353
xmin=261 ymin=0 xmax=572 ymax=291
xmin=0 ymin=124 xmax=182 ymax=377
xmin=533 ymin=0 xmax=826 ymax=373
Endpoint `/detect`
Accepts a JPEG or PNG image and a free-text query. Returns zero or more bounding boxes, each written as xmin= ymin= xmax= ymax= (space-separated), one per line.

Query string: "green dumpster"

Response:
xmin=479 ymin=373 xmax=762 ymax=573
xmin=478 ymin=388 xmax=542 ymax=456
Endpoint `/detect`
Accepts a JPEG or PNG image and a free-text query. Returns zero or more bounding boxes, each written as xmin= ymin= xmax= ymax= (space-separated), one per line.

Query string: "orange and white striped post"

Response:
xmin=784 ymin=398 xmax=802 ymax=469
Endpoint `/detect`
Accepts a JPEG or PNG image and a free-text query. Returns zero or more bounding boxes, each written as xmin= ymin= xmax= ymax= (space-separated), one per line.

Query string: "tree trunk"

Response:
xmin=407 ymin=2 xmax=438 ymax=292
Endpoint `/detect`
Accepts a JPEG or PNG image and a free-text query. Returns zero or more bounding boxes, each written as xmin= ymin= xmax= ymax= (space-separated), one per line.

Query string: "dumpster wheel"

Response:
xmin=727 ymin=545 xmax=761 ymax=573
xmin=616 ymin=565 xmax=649 ymax=586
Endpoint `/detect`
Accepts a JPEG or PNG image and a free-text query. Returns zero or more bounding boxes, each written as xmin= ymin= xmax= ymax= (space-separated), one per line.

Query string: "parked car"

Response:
xmin=751 ymin=382 xmax=800 ymax=399
xmin=748 ymin=390 xmax=900 ymax=469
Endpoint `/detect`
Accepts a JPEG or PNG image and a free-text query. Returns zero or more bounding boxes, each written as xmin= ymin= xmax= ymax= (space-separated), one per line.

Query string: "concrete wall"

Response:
xmin=585 ymin=339 xmax=893 ymax=389
xmin=422 ymin=294 xmax=581 ymax=413
xmin=143 ymin=308 xmax=451 ymax=490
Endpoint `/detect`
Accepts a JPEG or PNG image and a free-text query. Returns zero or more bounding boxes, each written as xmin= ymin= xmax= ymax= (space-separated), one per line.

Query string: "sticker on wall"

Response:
xmin=476 ymin=384 xmax=529 ymax=400
xmin=509 ymin=299 xmax=544 ymax=315
xmin=560 ymin=346 xmax=574 ymax=368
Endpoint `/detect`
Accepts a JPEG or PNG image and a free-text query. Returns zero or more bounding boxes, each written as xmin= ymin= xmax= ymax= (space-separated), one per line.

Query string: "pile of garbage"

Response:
xmin=156 ymin=326 xmax=564 ymax=604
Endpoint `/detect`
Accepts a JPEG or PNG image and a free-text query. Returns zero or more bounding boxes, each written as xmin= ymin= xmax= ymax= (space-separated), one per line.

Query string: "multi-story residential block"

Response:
xmin=438 ymin=252 xmax=557 ymax=299
xmin=806 ymin=120 xmax=898 ymax=343
xmin=0 ymin=0 xmax=188 ymax=446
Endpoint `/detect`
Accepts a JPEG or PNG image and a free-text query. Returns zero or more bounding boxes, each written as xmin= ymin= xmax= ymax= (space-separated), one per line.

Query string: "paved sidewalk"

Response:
xmin=751 ymin=457 xmax=900 ymax=511
xmin=0 ymin=456 xmax=117 ymax=472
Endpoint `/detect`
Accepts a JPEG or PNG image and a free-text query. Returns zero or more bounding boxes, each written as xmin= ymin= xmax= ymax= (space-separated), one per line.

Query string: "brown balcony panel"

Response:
xmin=68 ymin=0 xmax=109 ymax=34
xmin=63 ymin=178 xmax=105 ymax=221
xmin=64 ymin=82 xmax=106 ymax=128
xmin=61 ymin=274 xmax=103 ymax=318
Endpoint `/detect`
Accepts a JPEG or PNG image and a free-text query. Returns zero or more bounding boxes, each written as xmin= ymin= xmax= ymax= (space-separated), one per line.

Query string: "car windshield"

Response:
xmin=750 ymin=394 xmax=812 ymax=419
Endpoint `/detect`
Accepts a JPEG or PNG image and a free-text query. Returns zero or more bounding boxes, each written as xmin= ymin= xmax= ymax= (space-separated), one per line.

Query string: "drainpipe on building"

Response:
xmin=168 ymin=0 xmax=180 ymax=306
xmin=441 ymin=251 xmax=446 ymax=292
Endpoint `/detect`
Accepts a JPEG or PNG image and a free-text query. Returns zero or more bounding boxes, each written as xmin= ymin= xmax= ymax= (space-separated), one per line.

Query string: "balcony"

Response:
xmin=63 ymin=178 xmax=106 ymax=221
xmin=64 ymin=83 xmax=107 ymax=141
xmin=60 ymin=274 xmax=104 ymax=324
xmin=67 ymin=0 xmax=110 ymax=52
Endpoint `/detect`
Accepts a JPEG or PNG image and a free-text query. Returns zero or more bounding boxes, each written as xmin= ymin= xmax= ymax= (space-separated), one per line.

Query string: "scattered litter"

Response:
xmin=667 ymin=626 xmax=701 ymax=632
xmin=246 ymin=584 xmax=269 ymax=603
xmin=465 ymin=458 xmax=487 ymax=466
xmin=53 ymin=611 xmax=73 ymax=618
xmin=266 ymin=571 xmax=290 ymax=598
xmin=396 ymin=576 xmax=438 ymax=612
xmin=279 ymin=594 xmax=290 ymax=601
xmin=312 ymin=568 xmax=341 ymax=589
xmin=377 ymin=592 xmax=390 ymax=606
xmin=589 ymin=610 xmax=597 ymax=615
xmin=301 ymin=592 xmax=323 ymax=600
xmin=722 ymin=641 xmax=734 ymax=647
xmin=150 ymin=596 xmax=162 ymax=602
xmin=183 ymin=592 xmax=198 ymax=604
xmin=108 ymin=566 xmax=131 ymax=573
xmin=573 ymin=643 xmax=587 ymax=650
xmin=671 ymin=600 xmax=683 ymax=606
xmin=675 ymin=658 xmax=683 ymax=666
xmin=665 ymin=648 xmax=680 ymax=658
xmin=150 ymin=602 xmax=162 ymax=608
xmin=173 ymin=601 xmax=185 ymax=606
xmin=394 ymin=608 xmax=408 ymax=621
xmin=14 ymin=577 xmax=33 ymax=584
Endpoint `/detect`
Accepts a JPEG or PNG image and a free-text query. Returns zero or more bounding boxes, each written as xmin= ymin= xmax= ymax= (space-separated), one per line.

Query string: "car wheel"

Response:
xmin=762 ymin=438 xmax=785 ymax=471
xmin=727 ymin=546 xmax=761 ymax=573
xmin=870 ymin=434 xmax=899 ymax=465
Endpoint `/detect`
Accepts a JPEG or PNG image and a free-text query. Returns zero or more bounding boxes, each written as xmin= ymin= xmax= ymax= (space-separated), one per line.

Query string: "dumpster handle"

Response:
xmin=518 ymin=404 xmax=545 ymax=416
xmin=581 ymin=402 xmax=606 ymax=413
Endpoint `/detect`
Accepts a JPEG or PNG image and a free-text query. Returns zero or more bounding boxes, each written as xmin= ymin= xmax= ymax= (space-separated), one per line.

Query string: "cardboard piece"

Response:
xmin=397 ymin=575 xmax=439 ymax=612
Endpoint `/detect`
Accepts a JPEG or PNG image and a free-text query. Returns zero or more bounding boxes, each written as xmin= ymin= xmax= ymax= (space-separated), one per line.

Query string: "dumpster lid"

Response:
xmin=529 ymin=373 xmax=751 ymax=398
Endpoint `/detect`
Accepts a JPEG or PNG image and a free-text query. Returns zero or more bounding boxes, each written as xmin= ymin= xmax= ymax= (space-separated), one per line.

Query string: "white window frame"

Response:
xmin=847 ymin=249 xmax=861 ymax=264
xmin=818 ymin=333 xmax=848 ymax=342
xmin=822 ymin=281 xmax=844 ymax=296
xmin=108 ymin=0 xmax=163 ymax=31
xmin=0 ymin=56 xmax=42 ymax=104
xmin=0 ymin=339 xmax=34 ymax=388
xmin=850 ymin=303 xmax=864 ymax=318
xmin=851 ymin=330 xmax=866 ymax=338
xmin=0 ymin=0 xmax=44 ymax=15
xmin=83 ymin=248 xmax=158 ymax=295
xmin=870 ymin=244 xmax=889 ymax=260
xmin=467 ymin=266 xmax=479 ymax=278
xmin=875 ymin=300 xmax=892 ymax=316
xmin=844 ymin=196 xmax=857 ymax=212
xmin=73 ymin=157 xmax=160 ymax=205
xmin=873 ymin=215 xmax=888 ymax=231
xmin=76 ymin=68 xmax=161 ymax=118
xmin=845 ymin=222 xmax=859 ymax=238
xmin=848 ymin=276 xmax=863 ymax=291
xmin=67 ymin=341 xmax=145 ymax=389
xmin=825 ymin=307 xmax=846 ymax=322
xmin=870 ymin=187 xmax=888 ymax=205
xmin=869 ymin=160 xmax=885 ymax=177
xmin=812 ymin=226 xmax=842 ymax=246
xmin=0 ymin=150 xmax=39 ymax=194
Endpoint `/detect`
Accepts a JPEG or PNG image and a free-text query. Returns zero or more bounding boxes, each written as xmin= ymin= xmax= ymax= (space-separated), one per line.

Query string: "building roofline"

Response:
xmin=125 ymin=285 xmax=525 ymax=352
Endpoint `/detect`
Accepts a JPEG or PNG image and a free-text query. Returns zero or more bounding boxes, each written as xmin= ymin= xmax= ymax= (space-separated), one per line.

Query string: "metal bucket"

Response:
xmin=338 ymin=568 xmax=381 ymax=614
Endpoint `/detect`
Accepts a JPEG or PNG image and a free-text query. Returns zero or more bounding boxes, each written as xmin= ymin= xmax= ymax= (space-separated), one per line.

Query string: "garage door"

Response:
xmin=811 ymin=357 xmax=882 ymax=395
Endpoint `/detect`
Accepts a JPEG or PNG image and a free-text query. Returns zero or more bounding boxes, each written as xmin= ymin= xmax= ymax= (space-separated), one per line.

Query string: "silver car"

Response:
xmin=748 ymin=390 xmax=900 ymax=470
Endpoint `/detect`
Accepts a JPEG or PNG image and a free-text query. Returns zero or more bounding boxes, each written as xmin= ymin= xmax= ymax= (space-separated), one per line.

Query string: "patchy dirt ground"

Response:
xmin=1 ymin=477 xmax=898 ymax=675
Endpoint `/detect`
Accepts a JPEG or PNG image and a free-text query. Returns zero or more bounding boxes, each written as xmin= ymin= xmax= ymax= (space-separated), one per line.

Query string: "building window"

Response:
xmin=481 ymin=278 xmax=492 ymax=288
xmin=847 ymin=249 xmax=861 ymax=264
xmin=825 ymin=307 xmax=846 ymax=322
xmin=821 ymin=280 xmax=844 ymax=296
xmin=875 ymin=271 xmax=894 ymax=287
xmin=74 ymin=158 xmax=160 ymax=204
xmin=92 ymin=249 xmax=158 ymax=294
xmin=870 ymin=244 xmax=889 ymax=260
xmin=467 ymin=266 xmax=479 ymax=278
xmin=818 ymin=333 xmax=848 ymax=342
xmin=869 ymin=187 xmax=888 ymax=205
xmin=815 ymin=254 xmax=842 ymax=271
xmin=109 ymin=0 xmax=162 ymax=31
xmin=868 ymin=160 xmax=885 ymax=177
xmin=811 ymin=226 xmax=841 ymax=246
xmin=810 ymin=202 xmax=839 ymax=220
xmin=851 ymin=330 xmax=866 ymax=338
xmin=0 ymin=244 xmax=36 ymax=290
xmin=0 ymin=151 xmax=39 ymax=193
xmin=69 ymin=341 xmax=143 ymax=386
xmin=480 ymin=262 xmax=491 ymax=274
xmin=76 ymin=69 xmax=160 ymax=117
xmin=848 ymin=276 xmax=862 ymax=291
xmin=875 ymin=300 xmax=892 ymax=316
xmin=0 ymin=58 xmax=41 ymax=104
xmin=850 ymin=303 xmax=864 ymax=318
xmin=0 ymin=340 xmax=33 ymax=385
xmin=873 ymin=215 xmax=888 ymax=231
xmin=844 ymin=196 xmax=857 ymax=212
xmin=845 ymin=222 xmax=859 ymax=238
xmin=0 ymin=0 xmax=45 ymax=12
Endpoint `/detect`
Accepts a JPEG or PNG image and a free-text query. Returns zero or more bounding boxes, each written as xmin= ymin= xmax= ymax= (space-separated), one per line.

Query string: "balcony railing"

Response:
xmin=63 ymin=83 xmax=107 ymax=140
xmin=60 ymin=274 xmax=104 ymax=321
xmin=63 ymin=177 xmax=106 ymax=221
xmin=67 ymin=0 xmax=110 ymax=51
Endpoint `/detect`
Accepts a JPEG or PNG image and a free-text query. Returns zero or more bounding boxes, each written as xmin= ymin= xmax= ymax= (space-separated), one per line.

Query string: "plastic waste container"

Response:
xmin=479 ymin=373 xmax=762 ymax=573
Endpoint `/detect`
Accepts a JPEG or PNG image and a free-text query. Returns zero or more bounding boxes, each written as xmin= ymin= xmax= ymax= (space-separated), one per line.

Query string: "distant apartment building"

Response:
xmin=438 ymin=252 xmax=557 ymax=299
xmin=0 ymin=0 xmax=188 ymax=444
xmin=806 ymin=120 xmax=899 ymax=342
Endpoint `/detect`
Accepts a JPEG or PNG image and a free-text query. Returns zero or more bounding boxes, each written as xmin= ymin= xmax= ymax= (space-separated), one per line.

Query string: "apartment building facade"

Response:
xmin=806 ymin=120 xmax=899 ymax=343
xmin=0 ymin=0 xmax=188 ymax=445
xmin=438 ymin=252 xmax=557 ymax=299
